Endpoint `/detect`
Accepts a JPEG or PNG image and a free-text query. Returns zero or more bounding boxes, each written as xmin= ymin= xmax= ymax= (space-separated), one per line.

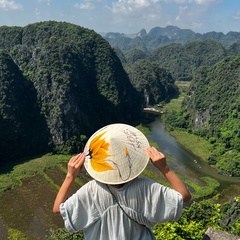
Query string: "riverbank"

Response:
xmin=162 ymin=81 xmax=211 ymax=162
xmin=157 ymin=81 xmax=240 ymax=203
xmin=167 ymin=129 xmax=211 ymax=162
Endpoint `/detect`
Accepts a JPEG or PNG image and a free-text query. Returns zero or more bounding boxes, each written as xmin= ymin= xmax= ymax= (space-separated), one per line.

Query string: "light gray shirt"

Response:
xmin=60 ymin=177 xmax=183 ymax=240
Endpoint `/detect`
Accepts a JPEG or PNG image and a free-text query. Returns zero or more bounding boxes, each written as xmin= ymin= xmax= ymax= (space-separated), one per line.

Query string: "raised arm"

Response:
xmin=53 ymin=153 xmax=86 ymax=213
xmin=146 ymin=146 xmax=191 ymax=202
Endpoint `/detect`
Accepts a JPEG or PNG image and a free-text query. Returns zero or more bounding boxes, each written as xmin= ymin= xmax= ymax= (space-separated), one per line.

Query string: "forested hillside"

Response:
xmin=0 ymin=21 xmax=178 ymax=164
xmin=126 ymin=60 xmax=178 ymax=105
xmin=114 ymin=40 xmax=228 ymax=81
xmin=164 ymin=56 xmax=240 ymax=176
xmin=0 ymin=21 xmax=139 ymax=163
xmin=109 ymin=27 xmax=240 ymax=82
xmin=108 ymin=25 xmax=240 ymax=177
xmin=151 ymin=40 xmax=226 ymax=81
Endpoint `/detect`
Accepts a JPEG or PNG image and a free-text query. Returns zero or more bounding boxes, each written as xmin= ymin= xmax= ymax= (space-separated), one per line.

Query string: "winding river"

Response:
xmin=148 ymin=118 xmax=240 ymax=195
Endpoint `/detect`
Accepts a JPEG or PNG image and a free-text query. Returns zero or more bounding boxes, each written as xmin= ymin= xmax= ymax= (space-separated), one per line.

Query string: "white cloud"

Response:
xmin=164 ymin=0 xmax=191 ymax=3
xmin=110 ymin=0 xmax=217 ymax=15
xmin=108 ymin=0 xmax=164 ymax=33
xmin=164 ymin=0 xmax=220 ymax=4
xmin=112 ymin=0 xmax=160 ymax=14
xmin=194 ymin=0 xmax=220 ymax=4
xmin=135 ymin=0 xmax=151 ymax=8
xmin=74 ymin=1 xmax=95 ymax=10
xmin=173 ymin=3 xmax=207 ymax=31
xmin=107 ymin=0 xmax=225 ymax=34
xmin=0 ymin=0 xmax=22 ymax=10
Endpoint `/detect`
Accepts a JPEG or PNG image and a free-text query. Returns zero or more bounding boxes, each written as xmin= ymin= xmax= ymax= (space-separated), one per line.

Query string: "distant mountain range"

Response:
xmin=102 ymin=25 xmax=240 ymax=52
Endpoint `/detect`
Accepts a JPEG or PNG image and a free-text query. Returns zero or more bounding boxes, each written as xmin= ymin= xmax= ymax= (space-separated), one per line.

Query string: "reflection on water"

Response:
xmin=149 ymin=118 xmax=240 ymax=187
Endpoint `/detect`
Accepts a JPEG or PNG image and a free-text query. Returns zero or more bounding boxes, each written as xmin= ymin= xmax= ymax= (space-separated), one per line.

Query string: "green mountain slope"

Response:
xmin=0 ymin=50 xmax=49 ymax=162
xmin=182 ymin=56 xmax=240 ymax=176
xmin=0 ymin=21 xmax=144 ymax=163
xmin=126 ymin=60 xmax=178 ymax=105
xmin=151 ymin=40 xmax=226 ymax=81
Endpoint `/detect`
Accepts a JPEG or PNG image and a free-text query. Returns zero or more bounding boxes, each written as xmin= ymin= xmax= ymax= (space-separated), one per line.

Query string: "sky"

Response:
xmin=0 ymin=0 xmax=240 ymax=35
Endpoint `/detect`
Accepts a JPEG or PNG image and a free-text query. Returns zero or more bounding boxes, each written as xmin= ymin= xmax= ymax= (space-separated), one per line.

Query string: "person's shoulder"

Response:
xmin=78 ymin=179 xmax=98 ymax=192
xmin=75 ymin=180 xmax=105 ymax=198
xmin=130 ymin=176 xmax=157 ymax=187
xmin=137 ymin=176 xmax=156 ymax=183
xmin=127 ymin=177 xmax=163 ymax=197
xmin=86 ymin=179 xmax=99 ymax=188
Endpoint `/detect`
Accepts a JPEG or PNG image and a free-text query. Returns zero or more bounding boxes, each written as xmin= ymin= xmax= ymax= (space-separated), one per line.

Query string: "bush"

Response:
xmin=46 ymin=228 xmax=84 ymax=240
xmin=8 ymin=228 xmax=27 ymax=240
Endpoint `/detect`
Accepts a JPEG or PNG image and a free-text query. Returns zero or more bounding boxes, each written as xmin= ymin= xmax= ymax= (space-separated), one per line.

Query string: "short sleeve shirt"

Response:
xmin=60 ymin=177 xmax=183 ymax=240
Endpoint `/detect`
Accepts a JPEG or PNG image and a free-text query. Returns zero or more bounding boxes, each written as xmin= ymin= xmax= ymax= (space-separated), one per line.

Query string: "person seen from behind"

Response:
xmin=53 ymin=123 xmax=191 ymax=239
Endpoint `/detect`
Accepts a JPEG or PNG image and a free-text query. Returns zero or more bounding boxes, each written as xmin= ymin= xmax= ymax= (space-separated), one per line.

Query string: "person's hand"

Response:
xmin=53 ymin=153 xmax=86 ymax=213
xmin=67 ymin=153 xmax=86 ymax=179
xmin=146 ymin=146 xmax=169 ymax=172
xmin=146 ymin=146 xmax=191 ymax=202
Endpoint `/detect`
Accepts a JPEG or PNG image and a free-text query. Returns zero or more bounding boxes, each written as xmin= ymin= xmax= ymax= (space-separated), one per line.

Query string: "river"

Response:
xmin=148 ymin=118 xmax=240 ymax=199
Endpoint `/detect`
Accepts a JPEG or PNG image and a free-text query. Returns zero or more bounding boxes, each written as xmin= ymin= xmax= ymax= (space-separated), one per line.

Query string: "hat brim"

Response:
xmin=84 ymin=123 xmax=149 ymax=184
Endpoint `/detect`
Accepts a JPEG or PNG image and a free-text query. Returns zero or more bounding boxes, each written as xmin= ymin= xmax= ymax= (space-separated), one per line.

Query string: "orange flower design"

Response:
xmin=89 ymin=131 xmax=114 ymax=172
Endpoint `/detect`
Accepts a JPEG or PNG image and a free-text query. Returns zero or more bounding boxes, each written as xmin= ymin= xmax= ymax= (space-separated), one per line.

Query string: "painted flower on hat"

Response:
xmin=89 ymin=131 xmax=114 ymax=172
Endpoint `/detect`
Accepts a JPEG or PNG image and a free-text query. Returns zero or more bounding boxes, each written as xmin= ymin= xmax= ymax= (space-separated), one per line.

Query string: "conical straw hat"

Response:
xmin=84 ymin=123 xmax=150 ymax=184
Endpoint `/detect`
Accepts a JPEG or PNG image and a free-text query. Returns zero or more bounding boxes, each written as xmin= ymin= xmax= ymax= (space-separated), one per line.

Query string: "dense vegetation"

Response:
xmin=0 ymin=21 xmax=178 ymax=164
xmin=151 ymin=40 xmax=226 ymax=81
xmin=113 ymin=40 xmax=231 ymax=82
xmin=163 ymin=56 xmax=240 ymax=176
xmin=152 ymin=197 xmax=240 ymax=239
xmin=110 ymin=27 xmax=240 ymax=82
xmin=126 ymin=60 xmax=178 ymax=106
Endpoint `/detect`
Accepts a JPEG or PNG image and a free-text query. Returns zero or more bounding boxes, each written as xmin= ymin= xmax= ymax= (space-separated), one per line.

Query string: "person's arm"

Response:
xmin=146 ymin=146 xmax=191 ymax=202
xmin=53 ymin=153 xmax=86 ymax=213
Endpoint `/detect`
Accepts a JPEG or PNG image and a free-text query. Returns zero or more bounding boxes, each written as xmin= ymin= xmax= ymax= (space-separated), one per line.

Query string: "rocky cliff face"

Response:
xmin=194 ymin=109 xmax=210 ymax=130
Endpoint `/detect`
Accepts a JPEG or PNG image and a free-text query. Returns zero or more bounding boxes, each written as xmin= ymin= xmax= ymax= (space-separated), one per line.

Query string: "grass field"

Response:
xmin=163 ymin=81 xmax=190 ymax=112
